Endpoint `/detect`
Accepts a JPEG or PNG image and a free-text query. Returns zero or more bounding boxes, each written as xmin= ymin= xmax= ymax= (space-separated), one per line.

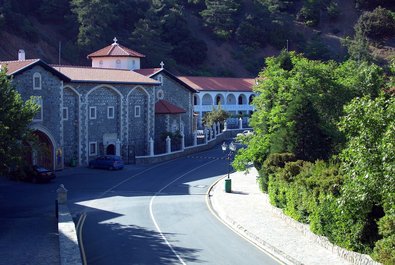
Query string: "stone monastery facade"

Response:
xmin=1 ymin=39 xmax=255 ymax=170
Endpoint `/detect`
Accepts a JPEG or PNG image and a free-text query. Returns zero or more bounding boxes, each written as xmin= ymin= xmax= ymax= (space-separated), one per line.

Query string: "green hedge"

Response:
xmin=258 ymin=153 xmax=395 ymax=262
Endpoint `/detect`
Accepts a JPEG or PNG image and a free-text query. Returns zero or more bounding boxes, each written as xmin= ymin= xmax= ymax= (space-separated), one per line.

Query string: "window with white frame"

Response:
xmin=89 ymin=106 xmax=97 ymax=119
xmin=33 ymin=97 xmax=43 ymax=121
xmin=135 ymin=105 xmax=141 ymax=118
xmin=89 ymin=142 xmax=97 ymax=156
xmin=33 ymin=72 xmax=42 ymax=90
xmin=62 ymin=107 xmax=68 ymax=120
xmin=107 ymin=106 xmax=115 ymax=119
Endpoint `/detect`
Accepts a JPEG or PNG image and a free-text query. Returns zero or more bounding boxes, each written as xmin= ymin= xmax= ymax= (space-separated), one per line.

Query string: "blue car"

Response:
xmin=88 ymin=155 xmax=124 ymax=170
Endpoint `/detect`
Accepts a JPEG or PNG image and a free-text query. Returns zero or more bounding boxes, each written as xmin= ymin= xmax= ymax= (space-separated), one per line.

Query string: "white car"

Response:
xmin=237 ymin=130 xmax=253 ymax=137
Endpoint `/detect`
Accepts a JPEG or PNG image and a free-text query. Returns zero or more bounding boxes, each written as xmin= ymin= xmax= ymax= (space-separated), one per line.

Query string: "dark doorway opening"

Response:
xmin=106 ymin=144 xmax=115 ymax=155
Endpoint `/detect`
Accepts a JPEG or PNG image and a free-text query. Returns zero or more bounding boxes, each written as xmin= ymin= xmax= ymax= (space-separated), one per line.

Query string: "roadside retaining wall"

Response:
xmin=58 ymin=204 xmax=83 ymax=265
xmin=135 ymin=129 xmax=247 ymax=164
xmin=264 ymin=196 xmax=381 ymax=265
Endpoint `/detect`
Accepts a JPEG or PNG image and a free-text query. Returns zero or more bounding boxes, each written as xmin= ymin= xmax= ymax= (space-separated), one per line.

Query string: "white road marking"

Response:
xmin=149 ymin=159 xmax=218 ymax=265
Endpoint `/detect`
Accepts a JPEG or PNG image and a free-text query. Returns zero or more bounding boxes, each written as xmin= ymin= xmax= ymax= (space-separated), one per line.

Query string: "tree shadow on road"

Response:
xmin=83 ymin=210 xmax=204 ymax=265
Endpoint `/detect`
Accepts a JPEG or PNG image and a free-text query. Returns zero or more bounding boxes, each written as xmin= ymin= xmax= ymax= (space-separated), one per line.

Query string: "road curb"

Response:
xmin=58 ymin=204 xmax=83 ymax=265
xmin=206 ymin=175 xmax=301 ymax=265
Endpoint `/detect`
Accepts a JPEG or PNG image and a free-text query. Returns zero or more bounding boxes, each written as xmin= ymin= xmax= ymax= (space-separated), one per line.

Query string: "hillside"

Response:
xmin=1 ymin=0 xmax=394 ymax=77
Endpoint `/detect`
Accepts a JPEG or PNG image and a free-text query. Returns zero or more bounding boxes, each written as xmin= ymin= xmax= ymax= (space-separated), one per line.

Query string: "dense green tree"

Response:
xmin=235 ymin=2 xmax=272 ymax=48
xmin=200 ymin=0 xmax=242 ymax=39
xmin=0 ymin=68 xmax=39 ymax=174
xmin=335 ymin=93 xmax=395 ymax=255
xmin=342 ymin=35 xmax=373 ymax=62
xmin=130 ymin=17 xmax=175 ymax=68
xmin=355 ymin=6 xmax=395 ymax=42
xmin=355 ymin=0 xmax=395 ymax=11
xmin=71 ymin=0 xmax=117 ymax=51
xmin=233 ymin=52 xmax=384 ymax=170
xmin=296 ymin=1 xmax=321 ymax=27
xmin=39 ymin=0 xmax=71 ymax=23
xmin=303 ymin=35 xmax=331 ymax=61
xmin=131 ymin=0 xmax=207 ymax=67
xmin=202 ymin=102 xmax=230 ymax=126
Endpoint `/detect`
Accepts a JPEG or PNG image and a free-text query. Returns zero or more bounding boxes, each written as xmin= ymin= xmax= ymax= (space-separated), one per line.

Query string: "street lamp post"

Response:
xmin=222 ymin=141 xmax=236 ymax=193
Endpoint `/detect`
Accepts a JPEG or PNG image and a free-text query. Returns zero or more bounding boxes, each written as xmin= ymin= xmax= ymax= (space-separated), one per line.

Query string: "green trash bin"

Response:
xmin=70 ymin=158 xmax=76 ymax=167
xmin=225 ymin=178 xmax=232 ymax=193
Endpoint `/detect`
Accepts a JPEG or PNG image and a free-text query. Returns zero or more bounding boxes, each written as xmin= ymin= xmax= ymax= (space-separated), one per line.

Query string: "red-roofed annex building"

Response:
xmin=1 ymin=38 xmax=255 ymax=169
xmin=178 ymin=76 xmax=256 ymax=127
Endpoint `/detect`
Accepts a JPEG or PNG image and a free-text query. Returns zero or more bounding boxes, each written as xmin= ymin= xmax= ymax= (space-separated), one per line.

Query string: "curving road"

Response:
xmin=66 ymin=145 xmax=280 ymax=265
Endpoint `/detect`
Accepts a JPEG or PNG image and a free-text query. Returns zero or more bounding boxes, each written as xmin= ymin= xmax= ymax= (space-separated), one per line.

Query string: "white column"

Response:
xmin=239 ymin=117 xmax=243 ymax=129
xmin=217 ymin=122 xmax=221 ymax=134
xmin=224 ymin=121 xmax=228 ymax=131
xmin=149 ymin=137 xmax=154 ymax=156
xmin=166 ymin=136 xmax=171 ymax=153
xmin=210 ymin=128 xmax=213 ymax=139
xmin=212 ymin=124 xmax=216 ymax=138
xmin=116 ymin=139 xmax=121 ymax=156
xmin=204 ymin=128 xmax=208 ymax=144
xmin=193 ymin=131 xmax=197 ymax=146
xmin=181 ymin=132 xmax=185 ymax=150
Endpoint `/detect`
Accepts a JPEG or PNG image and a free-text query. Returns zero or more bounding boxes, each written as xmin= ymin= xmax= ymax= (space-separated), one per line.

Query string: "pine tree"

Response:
xmin=200 ymin=0 xmax=241 ymax=39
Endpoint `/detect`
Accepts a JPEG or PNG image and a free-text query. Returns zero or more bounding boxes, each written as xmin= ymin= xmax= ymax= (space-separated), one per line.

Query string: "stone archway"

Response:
xmin=29 ymin=130 xmax=54 ymax=169
xmin=106 ymin=144 xmax=115 ymax=155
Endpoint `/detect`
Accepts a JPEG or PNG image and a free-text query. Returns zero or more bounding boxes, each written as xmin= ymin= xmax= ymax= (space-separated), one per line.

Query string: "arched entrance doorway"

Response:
xmin=106 ymin=144 xmax=115 ymax=155
xmin=27 ymin=130 xmax=54 ymax=169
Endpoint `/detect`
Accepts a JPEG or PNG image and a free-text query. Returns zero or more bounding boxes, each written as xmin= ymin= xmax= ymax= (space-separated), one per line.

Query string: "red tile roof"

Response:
xmin=87 ymin=43 xmax=145 ymax=58
xmin=134 ymin=68 xmax=162 ymax=77
xmin=53 ymin=65 xmax=159 ymax=85
xmin=0 ymin=59 xmax=70 ymax=81
xmin=0 ymin=59 xmax=40 ymax=75
xmin=177 ymin=76 xmax=255 ymax=92
xmin=155 ymin=99 xmax=186 ymax=114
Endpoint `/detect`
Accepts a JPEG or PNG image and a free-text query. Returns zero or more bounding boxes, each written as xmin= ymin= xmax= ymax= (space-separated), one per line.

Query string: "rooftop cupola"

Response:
xmin=87 ymin=37 xmax=145 ymax=70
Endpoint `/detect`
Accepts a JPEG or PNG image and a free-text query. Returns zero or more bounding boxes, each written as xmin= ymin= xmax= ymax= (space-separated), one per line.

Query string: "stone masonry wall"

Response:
xmin=13 ymin=65 xmax=63 ymax=169
xmin=63 ymin=83 xmax=155 ymax=165
xmin=153 ymin=73 xmax=194 ymax=146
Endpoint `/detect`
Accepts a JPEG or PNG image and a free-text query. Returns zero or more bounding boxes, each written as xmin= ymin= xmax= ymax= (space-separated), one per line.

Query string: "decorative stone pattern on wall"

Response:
xmin=128 ymin=87 xmax=149 ymax=156
xmin=87 ymin=86 xmax=121 ymax=156
xmin=12 ymin=65 xmax=193 ymax=166
xmin=13 ymin=65 xmax=63 ymax=169
xmin=152 ymin=73 xmax=194 ymax=147
xmin=63 ymin=87 xmax=79 ymax=165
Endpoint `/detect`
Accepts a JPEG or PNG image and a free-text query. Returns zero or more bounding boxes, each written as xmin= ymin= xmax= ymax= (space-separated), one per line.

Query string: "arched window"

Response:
xmin=216 ymin=95 xmax=221 ymax=105
xmin=33 ymin=72 xmax=41 ymax=90
xmin=202 ymin=94 xmax=213 ymax=105
xmin=193 ymin=95 xmax=199 ymax=105
xmin=249 ymin=95 xmax=255 ymax=104
xmin=238 ymin=94 xmax=247 ymax=105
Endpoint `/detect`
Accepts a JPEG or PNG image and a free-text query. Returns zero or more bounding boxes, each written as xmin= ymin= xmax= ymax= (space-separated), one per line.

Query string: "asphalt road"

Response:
xmin=63 ymin=145 xmax=279 ymax=265
xmin=0 ymin=143 xmax=280 ymax=265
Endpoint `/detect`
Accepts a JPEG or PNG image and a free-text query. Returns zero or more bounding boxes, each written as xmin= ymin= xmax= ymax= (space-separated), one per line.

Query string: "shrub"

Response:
xmin=355 ymin=7 xmax=395 ymax=42
xmin=373 ymin=215 xmax=395 ymax=264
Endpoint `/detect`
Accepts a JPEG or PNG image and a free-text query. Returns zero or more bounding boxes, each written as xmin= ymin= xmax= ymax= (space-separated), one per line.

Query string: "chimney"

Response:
xmin=18 ymin=49 xmax=25 ymax=61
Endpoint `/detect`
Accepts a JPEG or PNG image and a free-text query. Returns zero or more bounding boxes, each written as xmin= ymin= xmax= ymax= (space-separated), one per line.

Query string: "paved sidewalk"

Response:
xmin=209 ymin=168 xmax=352 ymax=265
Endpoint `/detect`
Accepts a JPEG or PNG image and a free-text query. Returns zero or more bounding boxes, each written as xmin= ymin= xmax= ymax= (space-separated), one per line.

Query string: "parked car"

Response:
xmin=88 ymin=155 xmax=124 ymax=170
xmin=10 ymin=165 xmax=56 ymax=183
xmin=236 ymin=130 xmax=254 ymax=137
